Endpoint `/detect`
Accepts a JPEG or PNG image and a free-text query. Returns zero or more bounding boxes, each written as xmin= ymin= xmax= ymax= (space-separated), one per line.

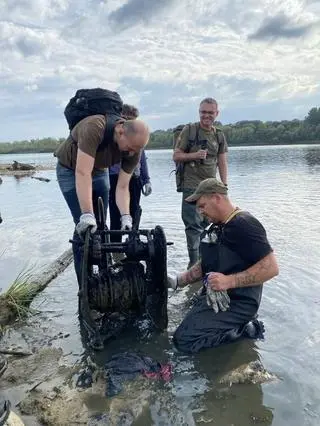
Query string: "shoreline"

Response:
xmin=0 ymin=140 xmax=319 ymax=156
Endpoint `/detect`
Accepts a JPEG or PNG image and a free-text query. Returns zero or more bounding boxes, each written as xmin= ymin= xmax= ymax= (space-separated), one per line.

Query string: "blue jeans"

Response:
xmin=109 ymin=174 xmax=142 ymax=243
xmin=56 ymin=162 xmax=110 ymax=285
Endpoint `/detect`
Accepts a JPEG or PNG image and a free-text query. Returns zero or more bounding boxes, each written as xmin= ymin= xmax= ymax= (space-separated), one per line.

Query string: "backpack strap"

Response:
xmin=185 ymin=123 xmax=200 ymax=152
xmin=98 ymin=114 xmax=123 ymax=151
xmin=69 ymin=114 xmax=123 ymax=151
xmin=214 ymin=127 xmax=225 ymax=145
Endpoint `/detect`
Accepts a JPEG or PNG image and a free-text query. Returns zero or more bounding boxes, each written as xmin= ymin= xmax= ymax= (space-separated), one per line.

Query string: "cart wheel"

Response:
xmin=146 ymin=225 xmax=168 ymax=330
xmin=97 ymin=197 xmax=106 ymax=230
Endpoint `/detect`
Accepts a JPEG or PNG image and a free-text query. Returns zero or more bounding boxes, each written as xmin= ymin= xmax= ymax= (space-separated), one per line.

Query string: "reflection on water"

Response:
xmin=304 ymin=146 xmax=320 ymax=168
xmin=13 ymin=173 xmax=35 ymax=183
xmin=193 ymin=341 xmax=274 ymax=425
xmin=1 ymin=145 xmax=320 ymax=425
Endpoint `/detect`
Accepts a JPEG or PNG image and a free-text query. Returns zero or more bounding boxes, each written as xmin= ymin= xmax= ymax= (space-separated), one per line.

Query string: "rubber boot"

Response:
xmin=243 ymin=319 xmax=265 ymax=340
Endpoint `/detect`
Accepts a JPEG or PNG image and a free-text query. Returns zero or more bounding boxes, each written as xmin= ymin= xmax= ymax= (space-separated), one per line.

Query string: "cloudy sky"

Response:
xmin=1 ymin=0 xmax=319 ymax=141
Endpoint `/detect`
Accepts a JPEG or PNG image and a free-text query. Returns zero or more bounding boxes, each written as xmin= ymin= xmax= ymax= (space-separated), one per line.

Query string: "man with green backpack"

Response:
xmin=173 ymin=97 xmax=228 ymax=268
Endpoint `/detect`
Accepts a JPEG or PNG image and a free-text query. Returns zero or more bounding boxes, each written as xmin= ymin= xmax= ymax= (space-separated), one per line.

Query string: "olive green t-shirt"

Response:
xmin=175 ymin=122 xmax=228 ymax=190
xmin=55 ymin=115 xmax=140 ymax=174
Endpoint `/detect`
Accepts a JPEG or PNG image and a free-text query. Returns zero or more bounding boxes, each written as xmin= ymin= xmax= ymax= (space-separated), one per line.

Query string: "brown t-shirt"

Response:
xmin=175 ymin=122 xmax=228 ymax=190
xmin=55 ymin=115 xmax=140 ymax=174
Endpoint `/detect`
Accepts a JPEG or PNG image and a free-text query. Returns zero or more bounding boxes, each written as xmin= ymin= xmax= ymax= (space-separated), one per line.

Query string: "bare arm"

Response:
xmin=232 ymin=252 xmax=279 ymax=288
xmin=178 ymin=261 xmax=203 ymax=287
xmin=208 ymin=252 xmax=279 ymax=291
xmin=75 ymin=149 xmax=95 ymax=214
xmin=116 ymin=169 xmax=132 ymax=215
xmin=217 ymin=152 xmax=228 ymax=185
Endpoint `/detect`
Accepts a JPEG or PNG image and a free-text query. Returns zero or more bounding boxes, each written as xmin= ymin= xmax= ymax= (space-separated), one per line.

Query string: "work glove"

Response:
xmin=142 ymin=182 xmax=152 ymax=197
xmin=76 ymin=213 xmax=97 ymax=237
xmin=167 ymin=273 xmax=187 ymax=290
xmin=203 ymin=274 xmax=230 ymax=314
xmin=167 ymin=274 xmax=179 ymax=290
xmin=121 ymin=214 xmax=133 ymax=231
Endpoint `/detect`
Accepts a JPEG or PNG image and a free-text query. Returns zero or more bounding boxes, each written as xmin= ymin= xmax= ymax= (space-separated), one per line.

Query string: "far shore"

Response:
xmin=0 ymin=140 xmax=320 ymax=156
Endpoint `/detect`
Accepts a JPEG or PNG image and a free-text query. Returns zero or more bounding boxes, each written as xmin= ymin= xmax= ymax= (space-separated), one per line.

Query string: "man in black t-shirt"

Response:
xmin=168 ymin=178 xmax=279 ymax=354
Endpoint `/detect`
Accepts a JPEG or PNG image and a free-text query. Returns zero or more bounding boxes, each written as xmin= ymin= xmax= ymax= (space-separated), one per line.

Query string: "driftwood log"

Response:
xmin=0 ymin=248 xmax=73 ymax=326
xmin=11 ymin=161 xmax=36 ymax=171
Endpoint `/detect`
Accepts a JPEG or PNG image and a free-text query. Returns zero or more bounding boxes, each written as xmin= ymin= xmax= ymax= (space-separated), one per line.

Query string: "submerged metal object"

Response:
xmin=77 ymin=198 xmax=170 ymax=350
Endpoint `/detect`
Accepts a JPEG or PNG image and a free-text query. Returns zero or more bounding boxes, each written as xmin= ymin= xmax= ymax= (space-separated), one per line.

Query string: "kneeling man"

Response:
xmin=168 ymin=178 xmax=279 ymax=353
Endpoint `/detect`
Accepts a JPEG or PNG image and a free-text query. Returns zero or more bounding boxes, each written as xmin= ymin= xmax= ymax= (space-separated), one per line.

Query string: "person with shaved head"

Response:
xmin=55 ymin=111 xmax=149 ymax=285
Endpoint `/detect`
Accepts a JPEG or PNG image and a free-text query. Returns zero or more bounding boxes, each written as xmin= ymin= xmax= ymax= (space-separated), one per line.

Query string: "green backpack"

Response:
xmin=172 ymin=123 xmax=224 ymax=192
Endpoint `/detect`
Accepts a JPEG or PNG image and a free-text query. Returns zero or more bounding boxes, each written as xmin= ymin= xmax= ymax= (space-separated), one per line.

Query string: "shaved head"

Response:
xmin=115 ymin=119 xmax=149 ymax=153
xmin=124 ymin=119 xmax=149 ymax=149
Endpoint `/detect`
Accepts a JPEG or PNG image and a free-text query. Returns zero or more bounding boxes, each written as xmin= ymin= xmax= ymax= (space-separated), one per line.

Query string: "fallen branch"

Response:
xmin=0 ymin=248 xmax=73 ymax=326
xmin=31 ymin=176 xmax=51 ymax=183
xmin=0 ymin=349 xmax=33 ymax=357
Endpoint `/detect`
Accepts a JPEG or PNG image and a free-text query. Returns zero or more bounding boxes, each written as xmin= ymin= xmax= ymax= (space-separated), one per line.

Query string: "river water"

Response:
xmin=1 ymin=145 xmax=320 ymax=425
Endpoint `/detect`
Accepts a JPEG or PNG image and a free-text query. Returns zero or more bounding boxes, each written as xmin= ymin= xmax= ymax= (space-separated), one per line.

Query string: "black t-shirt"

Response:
xmin=208 ymin=210 xmax=273 ymax=307
xmin=221 ymin=211 xmax=273 ymax=267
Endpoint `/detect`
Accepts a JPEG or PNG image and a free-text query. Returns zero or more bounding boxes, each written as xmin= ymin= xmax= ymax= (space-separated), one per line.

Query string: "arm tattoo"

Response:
xmin=233 ymin=270 xmax=257 ymax=288
xmin=180 ymin=261 xmax=202 ymax=286
xmin=233 ymin=255 xmax=272 ymax=288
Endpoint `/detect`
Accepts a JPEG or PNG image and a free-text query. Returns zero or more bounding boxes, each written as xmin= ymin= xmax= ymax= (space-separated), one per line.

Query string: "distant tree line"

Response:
xmin=0 ymin=107 xmax=319 ymax=154
xmin=0 ymin=138 xmax=65 ymax=154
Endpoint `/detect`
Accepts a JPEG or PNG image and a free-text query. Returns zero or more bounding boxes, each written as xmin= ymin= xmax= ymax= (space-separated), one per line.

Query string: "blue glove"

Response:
xmin=142 ymin=182 xmax=152 ymax=196
xmin=121 ymin=214 xmax=132 ymax=231
xmin=76 ymin=213 xmax=97 ymax=237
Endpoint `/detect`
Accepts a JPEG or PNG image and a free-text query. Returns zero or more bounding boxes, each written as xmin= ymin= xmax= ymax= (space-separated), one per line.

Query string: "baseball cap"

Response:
xmin=185 ymin=178 xmax=228 ymax=203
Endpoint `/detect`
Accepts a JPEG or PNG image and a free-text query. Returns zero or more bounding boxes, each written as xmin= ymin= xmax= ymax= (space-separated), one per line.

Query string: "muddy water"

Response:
xmin=1 ymin=145 xmax=320 ymax=425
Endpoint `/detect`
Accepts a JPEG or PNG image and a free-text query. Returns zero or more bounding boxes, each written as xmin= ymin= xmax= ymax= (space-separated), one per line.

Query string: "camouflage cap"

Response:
xmin=185 ymin=178 xmax=228 ymax=203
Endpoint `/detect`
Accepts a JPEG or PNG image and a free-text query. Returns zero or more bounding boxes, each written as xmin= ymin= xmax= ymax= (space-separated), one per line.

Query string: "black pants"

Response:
xmin=109 ymin=174 xmax=142 ymax=243
xmin=173 ymin=295 xmax=259 ymax=353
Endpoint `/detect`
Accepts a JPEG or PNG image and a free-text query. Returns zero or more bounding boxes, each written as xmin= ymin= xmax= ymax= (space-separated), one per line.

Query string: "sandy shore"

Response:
xmin=0 ymin=344 xmax=166 ymax=426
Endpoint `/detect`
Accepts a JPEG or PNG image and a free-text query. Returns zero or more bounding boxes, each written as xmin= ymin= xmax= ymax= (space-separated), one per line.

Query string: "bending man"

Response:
xmin=55 ymin=114 xmax=149 ymax=284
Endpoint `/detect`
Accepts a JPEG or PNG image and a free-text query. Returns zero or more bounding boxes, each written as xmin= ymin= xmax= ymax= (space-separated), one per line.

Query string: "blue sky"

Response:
xmin=1 ymin=0 xmax=319 ymax=141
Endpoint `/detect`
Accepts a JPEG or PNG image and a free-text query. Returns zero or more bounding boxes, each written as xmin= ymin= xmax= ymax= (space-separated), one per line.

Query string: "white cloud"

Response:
xmin=0 ymin=0 xmax=319 ymax=140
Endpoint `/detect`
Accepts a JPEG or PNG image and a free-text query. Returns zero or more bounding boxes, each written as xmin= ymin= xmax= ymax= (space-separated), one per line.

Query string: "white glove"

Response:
xmin=203 ymin=273 xmax=230 ymax=313
xmin=143 ymin=182 xmax=152 ymax=197
xmin=206 ymin=286 xmax=230 ymax=313
xmin=76 ymin=213 xmax=97 ymax=237
xmin=121 ymin=214 xmax=133 ymax=231
xmin=167 ymin=274 xmax=179 ymax=290
xmin=167 ymin=273 xmax=186 ymax=290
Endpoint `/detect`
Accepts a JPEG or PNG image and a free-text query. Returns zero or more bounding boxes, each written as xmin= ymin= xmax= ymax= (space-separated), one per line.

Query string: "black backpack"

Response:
xmin=64 ymin=88 xmax=124 ymax=149
xmin=172 ymin=123 xmax=198 ymax=192
xmin=64 ymin=88 xmax=123 ymax=130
